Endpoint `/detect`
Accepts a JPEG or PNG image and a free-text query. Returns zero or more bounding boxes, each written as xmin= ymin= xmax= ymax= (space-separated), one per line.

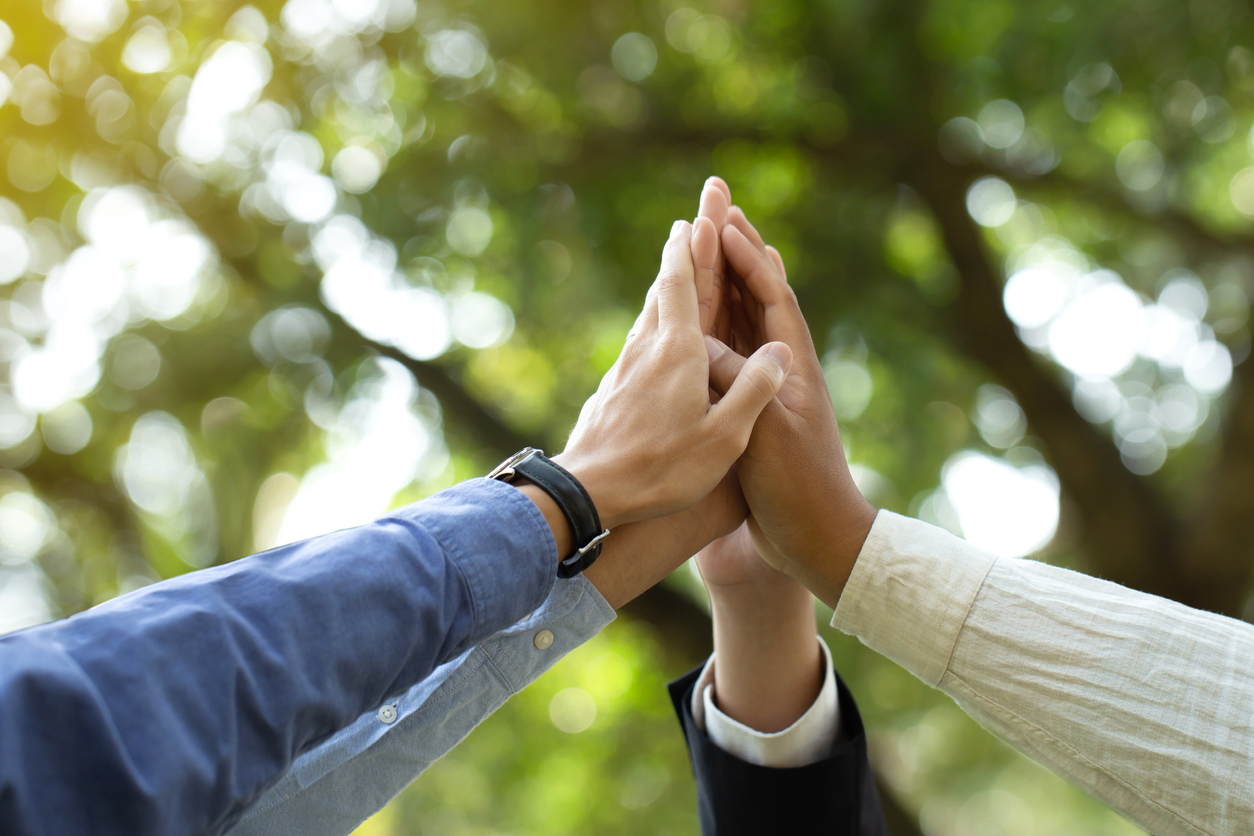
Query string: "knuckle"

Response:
xmin=656 ymin=268 xmax=687 ymax=291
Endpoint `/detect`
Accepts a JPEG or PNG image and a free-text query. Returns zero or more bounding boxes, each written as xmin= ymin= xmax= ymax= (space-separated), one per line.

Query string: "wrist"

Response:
xmin=710 ymin=596 xmax=822 ymax=732
xmin=811 ymin=499 xmax=878 ymax=608
xmin=551 ymin=451 xmax=631 ymax=530
xmin=516 ymin=482 xmax=573 ymax=561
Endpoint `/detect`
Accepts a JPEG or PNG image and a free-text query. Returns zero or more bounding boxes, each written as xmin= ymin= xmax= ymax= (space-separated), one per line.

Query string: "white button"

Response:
xmin=377 ymin=704 xmax=398 ymax=725
xmin=534 ymin=630 xmax=554 ymax=650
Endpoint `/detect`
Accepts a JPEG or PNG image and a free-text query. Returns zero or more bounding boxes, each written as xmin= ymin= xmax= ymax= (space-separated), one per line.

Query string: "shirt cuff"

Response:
xmin=690 ymin=638 xmax=840 ymax=768
xmin=830 ymin=509 xmax=996 ymax=687
xmin=385 ymin=477 xmax=558 ymax=639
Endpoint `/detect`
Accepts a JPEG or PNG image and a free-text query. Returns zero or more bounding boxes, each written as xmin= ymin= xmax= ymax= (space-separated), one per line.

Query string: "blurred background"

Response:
xmin=2 ymin=0 xmax=1252 ymax=832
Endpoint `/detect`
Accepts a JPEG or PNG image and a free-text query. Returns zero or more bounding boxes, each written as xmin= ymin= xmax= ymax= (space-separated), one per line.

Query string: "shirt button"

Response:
xmin=377 ymin=704 xmax=398 ymax=725
xmin=534 ymin=630 xmax=554 ymax=650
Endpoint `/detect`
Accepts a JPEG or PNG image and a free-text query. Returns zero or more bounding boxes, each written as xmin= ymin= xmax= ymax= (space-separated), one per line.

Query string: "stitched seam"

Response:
xmin=930 ymin=554 xmax=996 ymax=686
xmin=243 ymin=651 xmax=504 ymax=822
xmin=242 ymin=649 xmax=497 ymax=820
xmin=946 ymin=670 xmax=1213 ymax=836
xmin=479 ymin=581 xmax=588 ymax=695
xmin=482 ymin=652 xmax=516 ymax=695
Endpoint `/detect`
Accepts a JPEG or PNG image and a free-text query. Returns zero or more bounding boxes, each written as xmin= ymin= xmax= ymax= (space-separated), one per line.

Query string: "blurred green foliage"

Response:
xmin=6 ymin=0 xmax=1254 ymax=831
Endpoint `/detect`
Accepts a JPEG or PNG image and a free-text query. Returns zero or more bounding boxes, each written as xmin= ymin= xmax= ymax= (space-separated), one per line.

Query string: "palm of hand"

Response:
xmin=695 ymin=521 xmax=794 ymax=592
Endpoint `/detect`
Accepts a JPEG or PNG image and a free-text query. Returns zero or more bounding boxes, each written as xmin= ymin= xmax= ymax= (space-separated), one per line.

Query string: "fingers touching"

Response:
xmin=692 ymin=217 xmax=721 ymax=335
xmin=695 ymin=178 xmax=732 ymax=335
xmin=655 ymin=220 xmax=700 ymax=337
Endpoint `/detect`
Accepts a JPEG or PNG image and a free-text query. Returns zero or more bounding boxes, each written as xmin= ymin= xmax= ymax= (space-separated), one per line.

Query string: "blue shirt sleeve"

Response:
xmin=0 ymin=478 xmax=556 ymax=836
xmin=228 ymin=575 xmax=616 ymax=836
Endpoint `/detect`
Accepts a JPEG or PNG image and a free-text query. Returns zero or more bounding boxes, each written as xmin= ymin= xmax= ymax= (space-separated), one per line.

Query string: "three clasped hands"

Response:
xmin=1 ymin=177 xmax=1251 ymax=836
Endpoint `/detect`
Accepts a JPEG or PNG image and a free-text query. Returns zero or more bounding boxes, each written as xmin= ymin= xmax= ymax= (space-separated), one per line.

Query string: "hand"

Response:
xmin=704 ymin=203 xmax=878 ymax=609
xmin=696 ymin=523 xmax=822 ymax=733
xmin=583 ymin=470 xmax=747 ymax=609
xmin=554 ymin=220 xmax=794 ymax=530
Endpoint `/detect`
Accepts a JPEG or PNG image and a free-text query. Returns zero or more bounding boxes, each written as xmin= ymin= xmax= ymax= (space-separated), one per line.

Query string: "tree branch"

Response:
xmin=961 ymin=160 xmax=1254 ymax=614
xmin=908 ymin=158 xmax=1201 ymax=604
xmin=357 ymin=336 xmax=536 ymax=458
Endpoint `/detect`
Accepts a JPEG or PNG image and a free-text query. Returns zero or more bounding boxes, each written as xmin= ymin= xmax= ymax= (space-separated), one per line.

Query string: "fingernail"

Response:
xmin=764 ymin=342 xmax=791 ymax=374
xmin=705 ymin=335 xmax=725 ymax=363
xmin=671 ymin=220 xmax=686 ymax=236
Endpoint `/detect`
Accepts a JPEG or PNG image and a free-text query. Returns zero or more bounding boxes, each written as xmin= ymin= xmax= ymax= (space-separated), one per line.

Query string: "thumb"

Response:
xmin=708 ymin=339 xmax=792 ymax=440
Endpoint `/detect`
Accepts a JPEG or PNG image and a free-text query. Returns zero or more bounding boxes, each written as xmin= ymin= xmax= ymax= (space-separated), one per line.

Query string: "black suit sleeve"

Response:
xmin=667 ymin=665 xmax=888 ymax=836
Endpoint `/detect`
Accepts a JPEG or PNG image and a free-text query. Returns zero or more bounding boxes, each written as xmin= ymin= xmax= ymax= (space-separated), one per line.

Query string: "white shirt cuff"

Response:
xmin=690 ymin=637 xmax=840 ymax=768
xmin=831 ymin=509 xmax=996 ymax=686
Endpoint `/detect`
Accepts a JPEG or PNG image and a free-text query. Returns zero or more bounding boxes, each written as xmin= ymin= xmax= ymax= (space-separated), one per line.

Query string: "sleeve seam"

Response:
xmin=931 ymin=555 xmax=997 ymax=686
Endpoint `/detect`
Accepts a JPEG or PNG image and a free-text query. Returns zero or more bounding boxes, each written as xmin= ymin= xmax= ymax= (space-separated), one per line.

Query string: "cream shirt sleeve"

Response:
xmin=832 ymin=510 xmax=1254 ymax=836
xmin=689 ymin=638 xmax=841 ymax=768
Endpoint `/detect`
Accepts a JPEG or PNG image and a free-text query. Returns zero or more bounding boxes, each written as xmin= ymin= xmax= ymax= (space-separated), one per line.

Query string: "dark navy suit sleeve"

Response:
xmin=0 ymin=478 xmax=556 ymax=836
xmin=668 ymin=665 xmax=889 ymax=835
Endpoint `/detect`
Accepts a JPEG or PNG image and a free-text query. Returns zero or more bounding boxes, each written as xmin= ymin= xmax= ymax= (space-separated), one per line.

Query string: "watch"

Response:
xmin=489 ymin=447 xmax=610 ymax=578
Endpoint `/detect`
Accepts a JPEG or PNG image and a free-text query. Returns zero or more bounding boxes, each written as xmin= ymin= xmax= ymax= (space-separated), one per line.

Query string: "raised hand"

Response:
xmin=554 ymin=220 xmax=794 ymax=531
xmin=702 ymin=204 xmax=877 ymax=609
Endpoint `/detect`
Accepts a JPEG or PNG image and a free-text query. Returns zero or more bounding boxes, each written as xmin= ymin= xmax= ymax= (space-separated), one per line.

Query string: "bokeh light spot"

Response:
xmin=966 ymin=177 xmax=1016 ymax=227
xmin=611 ymin=33 xmax=658 ymax=82
xmin=332 ymin=145 xmax=383 ymax=193
xmin=122 ymin=25 xmax=172 ymax=74
xmin=977 ymin=99 xmax=1024 ymax=149
xmin=550 ymin=687 xmax=597 ymax=733
xmin=451 ymin=292 xmax=514 ymax=349
xmin=942 ymin=452 xmax=1060 ymax=558
xmin=1048 ymin=280 xmax=1145 ymax=378
xmin=1115 ymin=141 xmax=1164 ymax=192
xmin=446 ymin=207 xmax=494 ymax=256
xmin=0 ymin=226 xmax=31 ymax=283
xmin=41 ymin=401 xmax=92 ymax=454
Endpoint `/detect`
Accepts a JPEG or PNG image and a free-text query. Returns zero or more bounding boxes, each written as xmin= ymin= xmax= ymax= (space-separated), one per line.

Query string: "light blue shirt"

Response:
xmin=229 ymin=575 xmax=617 ymax=835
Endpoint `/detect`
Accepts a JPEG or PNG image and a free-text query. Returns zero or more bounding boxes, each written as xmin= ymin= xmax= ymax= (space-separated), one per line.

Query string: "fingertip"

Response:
xmin=692 ymin=216 xmax=719 ymax=261
xmin=765 ymin=244 xmax=788 ymax=280
xmin=720 ymin=222 xmax=752 ymax=254
xmin=698 ymin=181 xmax=730 ymax=225
xmin=706 ymin=176 xmax=732 ymax=202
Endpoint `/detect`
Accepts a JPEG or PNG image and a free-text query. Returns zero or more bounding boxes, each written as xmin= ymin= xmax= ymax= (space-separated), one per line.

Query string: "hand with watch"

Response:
xmin=489 ymin=220 xmax=796 ymax=594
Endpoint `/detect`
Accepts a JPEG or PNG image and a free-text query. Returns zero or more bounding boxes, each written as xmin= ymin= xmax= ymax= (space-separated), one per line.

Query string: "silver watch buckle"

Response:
xmin=577 ymin=529 xmax=611 ymax=557
xmin=488 ymin=447 xmax=541 ymax=482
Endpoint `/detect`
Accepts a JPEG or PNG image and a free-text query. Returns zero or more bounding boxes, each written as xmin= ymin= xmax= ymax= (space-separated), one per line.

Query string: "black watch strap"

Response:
xmin=488 ymin=448 xmax=610 ymax=578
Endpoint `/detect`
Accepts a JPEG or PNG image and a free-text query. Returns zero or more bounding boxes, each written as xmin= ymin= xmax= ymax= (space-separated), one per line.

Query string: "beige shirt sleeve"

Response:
xmin=832 ymin=510 xmax=1254 ymax=836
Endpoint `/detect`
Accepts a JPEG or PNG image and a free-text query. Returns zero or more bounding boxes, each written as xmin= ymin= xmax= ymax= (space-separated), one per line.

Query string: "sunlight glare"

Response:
xmin=941 ymin=452 xmax=1060 ymax=558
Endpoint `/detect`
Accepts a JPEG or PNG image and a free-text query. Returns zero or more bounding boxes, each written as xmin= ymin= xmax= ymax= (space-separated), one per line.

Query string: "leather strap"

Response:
xmin=489 ymin=448 xmax=609 ymax=577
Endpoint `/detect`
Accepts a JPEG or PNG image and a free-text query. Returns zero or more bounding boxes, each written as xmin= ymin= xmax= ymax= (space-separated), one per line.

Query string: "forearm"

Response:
xmin=834 ymin=510 xmax=1254 ymax=836
xmin=0 ymin=479 xmax=557 ymax=836
xmin=233 ymin=498 xmax=737 ymax=835
xmin=231 ymin=576 xmax=615 ymax=836
xmin=709 ymin=582 xmax=822 ymax=733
